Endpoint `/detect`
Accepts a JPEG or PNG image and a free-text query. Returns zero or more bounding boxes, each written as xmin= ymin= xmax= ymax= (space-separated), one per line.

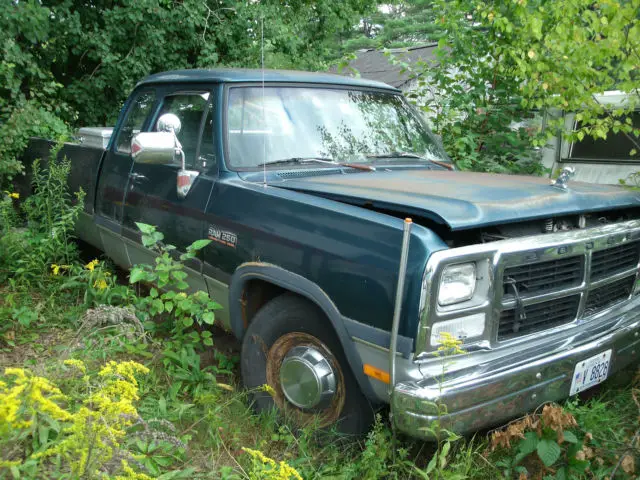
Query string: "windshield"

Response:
xmin=225 ymin=86 xmax=448 ymax=169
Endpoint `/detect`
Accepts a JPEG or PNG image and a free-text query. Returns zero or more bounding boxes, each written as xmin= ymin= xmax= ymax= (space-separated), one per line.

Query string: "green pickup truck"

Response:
xmin=22 ymin=69 xmax=640 ymax=439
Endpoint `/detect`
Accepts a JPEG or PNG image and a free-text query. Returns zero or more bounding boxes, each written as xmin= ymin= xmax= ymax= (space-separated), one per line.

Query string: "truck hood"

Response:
xmin=276 ymin=169 xmax=640 ymax=230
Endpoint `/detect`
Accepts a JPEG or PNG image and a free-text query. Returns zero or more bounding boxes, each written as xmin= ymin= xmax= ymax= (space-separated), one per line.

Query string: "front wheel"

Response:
xmin=240 ymin=293 xmax=374 ymax=434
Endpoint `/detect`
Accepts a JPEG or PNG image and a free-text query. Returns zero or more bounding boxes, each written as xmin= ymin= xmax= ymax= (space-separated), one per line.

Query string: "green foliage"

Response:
xmin=0 ymin=0 xmax=376 ymax=129
xmin=130 ymin=222 xmax=220 ymax=348
xmin=343 ymin=0 xmax=444 ymax=51
xmin=489 ymin=404 xmax=595 ymax=480
xmin=0 ymin=360 xmax=159 ymax=479
xmin=0 ymin=102 xmax=70 ymax=188
xmin=0 ymin=158 xmax=84 ymax=286
xmin=401 ymin=0 xmax=640 ymax=173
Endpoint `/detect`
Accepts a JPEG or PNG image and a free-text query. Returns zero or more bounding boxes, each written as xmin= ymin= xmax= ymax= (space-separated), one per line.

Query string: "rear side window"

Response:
xmin=570 ymin=111 xmax=640 ymax=160
xmin=115 ymin=91 xmax=156 ymax=153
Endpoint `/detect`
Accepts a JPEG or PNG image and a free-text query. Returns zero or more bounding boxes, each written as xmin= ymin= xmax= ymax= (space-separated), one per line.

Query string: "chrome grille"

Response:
xmin=503 ymin=256 xmax=583 ymax=296
xmin=590 ymin=241 xmax=640 ymax=281
xmin=498 ymin=241 xmax=640 ymax=341
xmin=585 ymin=276 xmax=634 ymax=316
xmin=498 ymin=295 xmax=580 ymax=341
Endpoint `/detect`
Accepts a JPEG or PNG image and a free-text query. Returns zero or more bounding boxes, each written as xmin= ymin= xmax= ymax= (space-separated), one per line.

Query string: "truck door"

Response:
xmin=95 ymin=88 xmax=158 ymax=267
xmin=122 ymin=89 xmax=217 ymax=292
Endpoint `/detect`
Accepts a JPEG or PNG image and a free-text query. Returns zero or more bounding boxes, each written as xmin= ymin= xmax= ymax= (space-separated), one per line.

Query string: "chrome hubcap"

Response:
xmin=279 ymin=346 xmax=336 ymax=409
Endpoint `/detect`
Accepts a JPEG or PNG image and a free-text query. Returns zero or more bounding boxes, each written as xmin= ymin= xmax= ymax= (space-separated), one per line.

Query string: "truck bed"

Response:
xmin=20 ymin=137 xmax=106 ymax=215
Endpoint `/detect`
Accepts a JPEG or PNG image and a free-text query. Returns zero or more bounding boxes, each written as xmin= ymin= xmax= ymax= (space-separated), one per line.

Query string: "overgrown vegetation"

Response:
xmin=1 ymin=142 xmax=639 ymax=480
xmin=403 ymin=0 xmax=640 ymax=174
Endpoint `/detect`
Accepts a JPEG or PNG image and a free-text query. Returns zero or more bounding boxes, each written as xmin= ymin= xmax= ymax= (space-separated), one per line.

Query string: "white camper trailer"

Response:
xmin=541 ymin=91 xmax=640 ymax=185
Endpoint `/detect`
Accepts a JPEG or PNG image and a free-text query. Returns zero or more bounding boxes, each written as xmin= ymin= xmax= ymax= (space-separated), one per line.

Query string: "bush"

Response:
xmin=0 ymin=102 xmax=69 ymax=188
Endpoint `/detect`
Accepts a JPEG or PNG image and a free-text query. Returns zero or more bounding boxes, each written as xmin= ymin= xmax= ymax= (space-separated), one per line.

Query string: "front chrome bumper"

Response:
xmin=391 ymin=298 xmax=640 ymax=439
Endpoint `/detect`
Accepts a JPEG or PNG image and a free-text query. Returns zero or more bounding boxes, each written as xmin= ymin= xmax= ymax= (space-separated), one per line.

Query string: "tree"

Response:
xmin=0 ymin=0 xmax=376 ymax=126
xmin=405 ymin=0 xmax=640 ymax=173
xmin=0 ymin=0 xmax=376 ymax=186
xmin=342 ymin=1 xmax=443 ymax=51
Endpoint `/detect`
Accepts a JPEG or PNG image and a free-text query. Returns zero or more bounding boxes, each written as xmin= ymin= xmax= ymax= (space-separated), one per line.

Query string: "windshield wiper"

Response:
xmin=365 ymin=151 xmax=454 ymax=170
xmin=258 ymin=157 xmax=375 ymax=171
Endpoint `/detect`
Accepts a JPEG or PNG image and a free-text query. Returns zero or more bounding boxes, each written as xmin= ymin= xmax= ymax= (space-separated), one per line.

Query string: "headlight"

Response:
xmin=438 ymin=262 xmax=476 ymax=306
xmin=430 ymin=313 xmax=485 ymax=346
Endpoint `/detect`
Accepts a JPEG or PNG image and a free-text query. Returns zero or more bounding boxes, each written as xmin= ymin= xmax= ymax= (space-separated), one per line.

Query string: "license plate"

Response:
xmin=570 ymin=350 xmax=612 ymax=396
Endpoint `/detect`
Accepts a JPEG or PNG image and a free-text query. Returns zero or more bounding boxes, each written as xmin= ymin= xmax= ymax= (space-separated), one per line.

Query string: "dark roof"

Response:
xmin=138 ymin=68 xmax=399 ymax=91
xmin=332 ymin=44 xmax=438 ymax=89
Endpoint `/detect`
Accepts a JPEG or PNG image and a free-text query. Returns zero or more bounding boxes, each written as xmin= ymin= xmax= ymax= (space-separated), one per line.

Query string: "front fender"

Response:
xmin=229 ymin=262 xmax=380 ymax=403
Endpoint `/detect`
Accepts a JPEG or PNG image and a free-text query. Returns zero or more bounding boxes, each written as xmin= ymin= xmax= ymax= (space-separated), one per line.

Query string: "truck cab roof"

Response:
xmin=137 ymin=68 xmax=399 ymax=91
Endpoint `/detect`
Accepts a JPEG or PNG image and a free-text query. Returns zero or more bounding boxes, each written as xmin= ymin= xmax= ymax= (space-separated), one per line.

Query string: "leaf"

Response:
xmin=129 ymin=268 xmax=147 ymax=284
xmin=152 ymin=298 xmax=164 ymax=314
xmin=135 ymin=222 xmax=156 ymax=234
xmin=202 ymin=312 xmax=215 ymax=325
xmin=519 ymin=431 xmax=539 ymax=455
xmin=171 ymin=270 xmax=187 ymax=281
xmin=183 ymin=317 xmax=194 ymax=327
xmin=203 ymin=337 xmax=214 ymax=346
xmin=562 ymin=430 xmax=578 ymax=443
xmin=150 ymin=287 xmax=158 ymax=298
xmin=426 ymin=452 xmax=437 ymax=474
xmin=188 ymin=239 xmax=211 ymax=251
xmin=165 ymin=301 xmax=174 ymax=313
xmin=537 ymin=439 xmax=562 ymax=467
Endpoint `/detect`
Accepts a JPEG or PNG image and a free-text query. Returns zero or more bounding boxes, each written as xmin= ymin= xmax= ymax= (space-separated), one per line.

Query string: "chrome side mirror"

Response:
xmin=131 ymin=132 xmax=181 ymax=165
xmin=131 ymin=113 xmax=199 ymax=198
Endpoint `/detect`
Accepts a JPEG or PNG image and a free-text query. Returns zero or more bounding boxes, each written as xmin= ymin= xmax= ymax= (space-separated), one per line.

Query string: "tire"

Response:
xmin=241 ymin=293 xmax=374 ymax=435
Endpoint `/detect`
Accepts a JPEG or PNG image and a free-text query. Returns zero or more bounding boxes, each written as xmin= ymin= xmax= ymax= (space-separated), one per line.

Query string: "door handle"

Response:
xmin=129 ymin=172 xmax=148 ymax=185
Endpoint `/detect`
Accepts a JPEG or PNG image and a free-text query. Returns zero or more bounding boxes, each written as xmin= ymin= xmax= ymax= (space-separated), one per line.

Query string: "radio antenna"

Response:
xmin=261 ymin=15 xmax=267 ymax=188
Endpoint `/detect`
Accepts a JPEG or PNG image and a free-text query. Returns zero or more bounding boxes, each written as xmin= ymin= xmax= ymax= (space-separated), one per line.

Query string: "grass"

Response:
xmin=1 ymin=271 xmax=639 ymax=479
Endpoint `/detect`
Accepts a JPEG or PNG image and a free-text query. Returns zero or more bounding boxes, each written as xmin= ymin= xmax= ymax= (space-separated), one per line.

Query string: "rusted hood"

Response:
xmin=277 ymin=170 xmax=640 ymax=230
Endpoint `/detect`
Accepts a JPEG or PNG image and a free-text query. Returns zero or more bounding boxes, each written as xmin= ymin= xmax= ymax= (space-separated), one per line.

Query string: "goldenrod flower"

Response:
xmin=63 ymin=359 xmax=87 ymax=374
xmin=7 ymin=192 xmax=19 ymax=199
xmin=93 ymin=279 xmax=108 ymax=290
xmin=50 ymin=264 xmax=70 ymax=276
xmin=437 ymin=332 xmax=465 ymax=355
xmin=243 ymin=448 xmax=303 ymax=480
xmin=259 ymin=384 xmax=276 ymax=395
xmin=85 ymin=259 xmax=99 ymax=271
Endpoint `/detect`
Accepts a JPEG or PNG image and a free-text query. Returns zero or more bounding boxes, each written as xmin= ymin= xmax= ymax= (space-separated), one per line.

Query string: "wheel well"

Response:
xmin=240 ymin=279 xmax=286 ymax=330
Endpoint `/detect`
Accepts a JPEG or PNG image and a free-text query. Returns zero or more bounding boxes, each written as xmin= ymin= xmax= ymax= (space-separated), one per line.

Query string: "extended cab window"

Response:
xmin=116 ymin=91 xmax=156 ymax=153
xmin=570 ymin=110 xmax=640 ymax=161
xmin=226 ymin=86 xmax=447 ymax=168
xmin=155 ymin=92 xmax=210 ymax=169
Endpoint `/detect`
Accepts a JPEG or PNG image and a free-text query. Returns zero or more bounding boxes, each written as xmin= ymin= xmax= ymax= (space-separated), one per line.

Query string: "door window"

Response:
xmin=115 ymin=90 xmax=156 ymax=153
xmin=196 ymin=105 xmax=216 ymax=172
xmin=155 ymin=92 xmax=210 ymax=169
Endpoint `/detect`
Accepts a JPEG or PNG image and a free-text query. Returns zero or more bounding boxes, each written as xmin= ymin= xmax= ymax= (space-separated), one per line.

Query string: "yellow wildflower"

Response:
xmin=63 ymin=359 xmax=87 ymax=374
xmin=259 ymin=384 xmax=276 ymax=396
xmin=85 ymin=259 xmax=99 ymax=271
xmin=436 ymin=332 xmax=465 ymax=355
xmin=243 ymin=448 xmax=303 ymax=480
xmin=0 ymin=367 xmax=72 ymax=434
xmin=37 ymin=361 xmax=150 ymax=477
xmin=4 ymin=192 xmax=19 ymax=199
xmin=50 ymin=264 xmax=70 ymax=276
xmin=94 ymin=279 xmax=108 ymax=290
xmin=112 ymin=460 xmax=154 ymax=480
